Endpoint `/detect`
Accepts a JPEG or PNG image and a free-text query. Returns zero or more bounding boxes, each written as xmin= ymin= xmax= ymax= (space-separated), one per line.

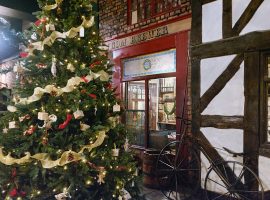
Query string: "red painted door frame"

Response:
xmin=112 ymin=30 xmax=189 ymax=148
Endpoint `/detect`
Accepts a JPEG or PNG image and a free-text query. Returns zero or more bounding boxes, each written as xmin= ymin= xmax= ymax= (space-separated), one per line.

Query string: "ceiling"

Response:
xmin=0 ymin=0 xmax=39 ymax=63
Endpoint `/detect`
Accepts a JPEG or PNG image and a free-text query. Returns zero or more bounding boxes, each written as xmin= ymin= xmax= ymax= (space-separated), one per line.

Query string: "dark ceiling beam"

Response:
xmin=0 ymin=5 xmax=36 ymax=21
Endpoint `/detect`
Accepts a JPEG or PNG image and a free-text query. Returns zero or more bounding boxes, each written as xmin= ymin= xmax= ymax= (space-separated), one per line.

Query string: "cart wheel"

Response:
xmin=156 ymin=140 xmax=201 ymax=200
xmin=204 ymin=161 xmax=264 ymax=200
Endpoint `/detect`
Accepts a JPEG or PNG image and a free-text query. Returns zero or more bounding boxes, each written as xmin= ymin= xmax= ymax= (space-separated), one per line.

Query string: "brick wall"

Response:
xmin=99 ymin=0 xmax=191 ymax=41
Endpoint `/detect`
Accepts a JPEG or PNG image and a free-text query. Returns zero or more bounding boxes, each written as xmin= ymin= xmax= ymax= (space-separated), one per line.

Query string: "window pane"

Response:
xmin=149 ymin=77 xmax=176 ymax=149
xmin=125 ymin=81 xmax=145 ymax=146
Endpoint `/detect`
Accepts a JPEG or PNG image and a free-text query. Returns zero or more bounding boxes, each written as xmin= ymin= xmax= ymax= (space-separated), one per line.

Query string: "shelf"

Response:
xmin=160 ymin=99 xmax=175 ymax=104
xmin=160 ymin=91 xmax=174 ymax=94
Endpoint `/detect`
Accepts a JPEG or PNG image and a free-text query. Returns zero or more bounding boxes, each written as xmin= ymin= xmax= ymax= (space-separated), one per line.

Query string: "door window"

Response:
xmin=149 ymin=77 xmax=176 ymax=149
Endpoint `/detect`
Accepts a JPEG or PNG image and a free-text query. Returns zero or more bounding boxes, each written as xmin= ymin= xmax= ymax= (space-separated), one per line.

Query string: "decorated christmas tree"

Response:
xmin=0 ymin=0 xmax=141 ymax=199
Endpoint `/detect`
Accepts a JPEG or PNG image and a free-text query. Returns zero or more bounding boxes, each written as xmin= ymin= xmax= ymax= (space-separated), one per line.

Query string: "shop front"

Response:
xmin=110 ymin=19 xmax=190 ymax=150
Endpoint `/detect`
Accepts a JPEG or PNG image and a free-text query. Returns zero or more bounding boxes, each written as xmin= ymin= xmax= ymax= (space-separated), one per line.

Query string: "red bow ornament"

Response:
xmin=58 ymin=114 xmax=73 ymax=129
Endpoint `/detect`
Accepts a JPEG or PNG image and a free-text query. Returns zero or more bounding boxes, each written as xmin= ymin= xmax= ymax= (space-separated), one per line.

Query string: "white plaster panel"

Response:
xmin=200 ymin=128 xmax=243 ymax=190
xmin=201 ymin=55 xmax=236 ymax=95
xmin=202 ymin=61 xmax=244 ymax=116
xmin=232 ymin=0 xmax=251 ymax=26
xmin=241 ymin=1 xmax=270 ymax=35
xmin=259 ymin=156 xmax=270 ymax=191
xmin=202 ymin=0 xmax=222 ymax=42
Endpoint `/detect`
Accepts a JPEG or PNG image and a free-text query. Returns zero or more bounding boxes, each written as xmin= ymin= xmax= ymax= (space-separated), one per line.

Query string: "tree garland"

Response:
xmin=164 ymin=101 xmax=176 ymax=116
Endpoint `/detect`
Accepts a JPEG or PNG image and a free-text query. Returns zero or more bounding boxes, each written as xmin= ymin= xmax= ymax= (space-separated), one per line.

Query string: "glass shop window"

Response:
xmin=124 ymin=81 xmax=146 ymax=146
xmin=149 ymin=77 xmax=176 ymax=149
xmin=128 ymin=0 xmax=182 ymax=24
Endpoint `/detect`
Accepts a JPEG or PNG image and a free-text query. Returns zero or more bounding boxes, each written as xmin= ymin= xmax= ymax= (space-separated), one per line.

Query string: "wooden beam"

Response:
xmin=190 ymin=0 xmax=202 ymax=45
xmin=191 ymin=0 xmax=202 ymax=137
xmin=200 ymin=54 xmax=244 ymax=112
xmin=201 ymin=115 xmax=244 ymax=129
xmin=232 ymin=0 xmax=264 ymax=36
xmin=197 ymin=130 xmax=245 ymax=189
xmin=202 ymin=0 xmax=216 ymax=4
xmin=244 ymin=52 xmax=260 ymax=176
xmin=222 ymin=0 xmax=232 ymax=38
xmin=191 ymin=30 xmax=270 ymax=59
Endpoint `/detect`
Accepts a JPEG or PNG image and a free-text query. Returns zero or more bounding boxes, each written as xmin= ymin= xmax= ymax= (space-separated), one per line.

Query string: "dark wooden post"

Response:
xmin=222 ymin=0 xmax=232 ymax=38
xmin=190 ymin=0 xmax=202 ymax=137
xmin=244 ymin=52 xmax=260 ymax=176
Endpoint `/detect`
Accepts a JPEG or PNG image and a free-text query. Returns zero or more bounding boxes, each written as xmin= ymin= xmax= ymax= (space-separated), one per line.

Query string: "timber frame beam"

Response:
xmin=232 ymin=0 xmax=264 ymax=36
xmin=200 ymin=54 xmax=244 ymax=112
xmin=201 ymin=115 xmax=244 ymax=129
xmin=191 ymin=30 xmax=270 ymax=59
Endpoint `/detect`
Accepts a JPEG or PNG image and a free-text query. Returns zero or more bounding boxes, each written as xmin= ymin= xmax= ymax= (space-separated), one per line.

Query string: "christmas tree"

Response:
xmin=0 ymin=0 xmax=141 ymax=199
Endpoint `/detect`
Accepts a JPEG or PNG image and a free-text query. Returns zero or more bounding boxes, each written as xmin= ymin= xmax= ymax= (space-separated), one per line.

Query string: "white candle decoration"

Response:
xmin=112 ymin=148 xmax=120 ymax=157
xmin=74 ymin=109 xmax=84 ymax=119
xmin=38 ymin=112 xmax=49 ymax=120
xmin=80 ymin=27 xmax=85 ymax=37
xmin=45 ymin=24 xmax=50 ymax=31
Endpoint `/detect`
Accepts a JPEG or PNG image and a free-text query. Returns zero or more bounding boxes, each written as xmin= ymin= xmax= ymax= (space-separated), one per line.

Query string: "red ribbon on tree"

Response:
xmin=19 ymin=52 xmax=29 ymax=58
xmin=58 ymin=114 xmax=73 ymax=129
xmin=81 ymin=76 xmax=90 ymax=83
xmin=88 ymin=93 xmax=97 ymax=99
xmin=90 ymin=61 xmax=101 ymax=69
xmin=34 ymin=18 xmax=46 ymax=26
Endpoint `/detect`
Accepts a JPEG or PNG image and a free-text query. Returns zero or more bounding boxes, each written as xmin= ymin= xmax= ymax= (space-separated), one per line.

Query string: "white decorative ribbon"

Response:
xmin=16 ymin=70 xmax=109 ymax=105
xmin=28 ymin=16 xmax=95 ymax=54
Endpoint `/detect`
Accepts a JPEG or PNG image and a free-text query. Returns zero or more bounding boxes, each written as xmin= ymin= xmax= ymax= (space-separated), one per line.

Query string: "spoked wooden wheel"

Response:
xmin=156 ymin=141 xmax=201 ymax=200
xmin=204 ymin=161 xmax=264 ymax=200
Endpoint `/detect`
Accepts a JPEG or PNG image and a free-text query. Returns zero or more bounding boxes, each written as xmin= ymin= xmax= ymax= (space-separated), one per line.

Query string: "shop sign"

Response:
xmin=122 ymin=49 xmax=176 ymax=79
xmin=107 ymin=18 xmax=191 ymax=50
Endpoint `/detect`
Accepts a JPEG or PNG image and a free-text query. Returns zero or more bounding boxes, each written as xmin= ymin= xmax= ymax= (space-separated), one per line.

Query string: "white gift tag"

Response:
xmin=79 ymin=27 xmax=85 ymax=37
xmin=9 ymin=121 xmax=18 ymax=129
xmin=50 ymin=24 xmax=55 ymax=31
xmin=38 ymin=111 xmax=49 ymax=120
xmin=113 ymin=104 xmax=121 ymax=112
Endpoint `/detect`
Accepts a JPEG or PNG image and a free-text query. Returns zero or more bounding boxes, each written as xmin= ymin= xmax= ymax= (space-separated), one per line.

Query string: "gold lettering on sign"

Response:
xmin=111 ymin=38 xmax=127 ymax=49
xmin=131 ymin=26 xmax=168 ymax=45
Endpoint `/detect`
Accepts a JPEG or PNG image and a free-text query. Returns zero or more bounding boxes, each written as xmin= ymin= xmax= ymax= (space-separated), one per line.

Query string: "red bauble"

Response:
xmin=9 ymin=188 xmax=18 ymax=197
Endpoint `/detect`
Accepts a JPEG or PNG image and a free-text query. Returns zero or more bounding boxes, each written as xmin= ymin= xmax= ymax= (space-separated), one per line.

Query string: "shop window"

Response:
xmin=122 ymin=49 xmax=177 ymax=148
xmin=262 ymin=54 xmax=270 ymax=144
xmin=124 ymin=81 xmax=146 ymax=146
xmin=128 ymin=0 xmax=182 ymax=24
